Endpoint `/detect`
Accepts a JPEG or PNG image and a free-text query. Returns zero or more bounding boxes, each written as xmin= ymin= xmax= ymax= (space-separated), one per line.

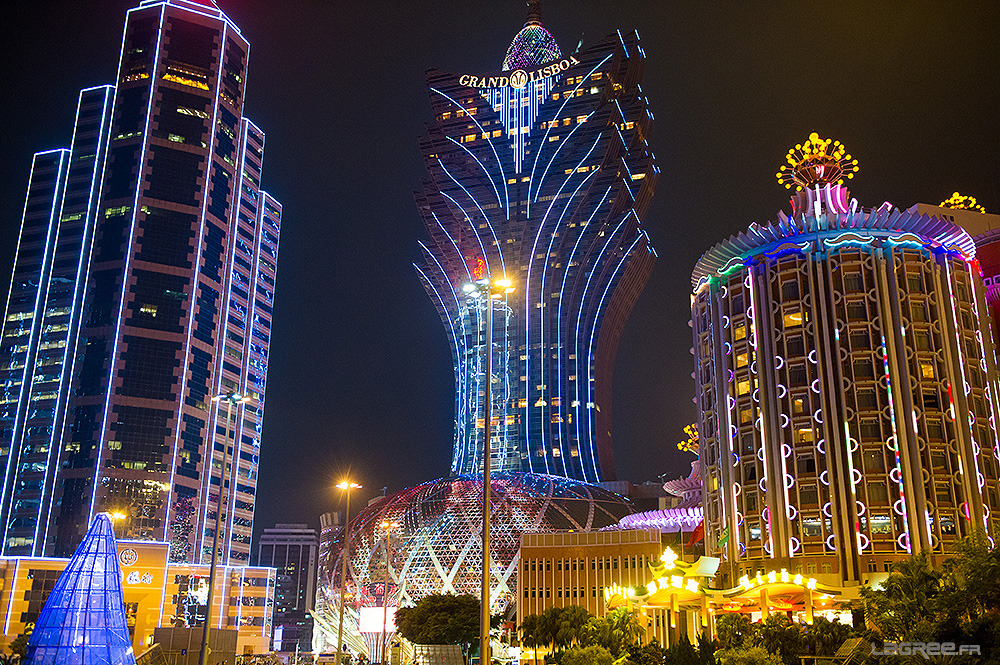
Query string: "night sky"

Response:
xmin=1 ymin=1 xmax=997 ymax=545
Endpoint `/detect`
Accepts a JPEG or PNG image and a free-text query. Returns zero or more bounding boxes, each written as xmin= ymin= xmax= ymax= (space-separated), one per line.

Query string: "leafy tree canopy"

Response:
xmin=395 ymin=594 xmax=479 ymax=646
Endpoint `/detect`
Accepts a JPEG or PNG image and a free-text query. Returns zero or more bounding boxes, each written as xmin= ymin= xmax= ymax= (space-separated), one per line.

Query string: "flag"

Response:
xmin=718 ymin=526 xmax=730 ymax=547
xmin=687 ymin=520 xmax=705 ymax=548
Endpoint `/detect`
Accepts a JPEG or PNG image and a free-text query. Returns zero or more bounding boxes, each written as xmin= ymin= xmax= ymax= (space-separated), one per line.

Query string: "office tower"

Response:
xmin=415 ymin=0 xmax=657 ymax=482
xmin=0 ymin=0 xmax=281 ymax=565
xmin=691 ymin=134 xmax=1000 ymax=588
xmin=257 ymin=523 xmax=318 ymax=653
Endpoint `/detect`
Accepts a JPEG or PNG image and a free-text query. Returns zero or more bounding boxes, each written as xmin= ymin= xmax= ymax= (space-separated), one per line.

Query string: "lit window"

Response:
xmin=783 ymin=311 xmax=804 ymax=327
xmin=441 ymin=112 xmax=451 ymax=120
xmin=736 ymin=352 xmax=748 ymax=368
xmin=139 ymin=304 xmax=158 ymax=317
xmin=920 ymin=362 xmax=935 ymax=379
xmin=549 ymin=135 xmax=560 ymax=142
xmin=576 ymin=115 xmax=587 ymax=123
xmin=590 ymin=87 xmax=599 ymax=94
xmin=737 ymin=379 xmax=750 ymax=396
xmin=733 ymin=325 xmax=747 ymax=341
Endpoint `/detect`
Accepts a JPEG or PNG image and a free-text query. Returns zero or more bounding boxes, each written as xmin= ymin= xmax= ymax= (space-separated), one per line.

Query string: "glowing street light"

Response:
xmin=461 ymin=276 xmax=514 ymax=665
xmin=336 ymin=480 xmax=363 ymax=665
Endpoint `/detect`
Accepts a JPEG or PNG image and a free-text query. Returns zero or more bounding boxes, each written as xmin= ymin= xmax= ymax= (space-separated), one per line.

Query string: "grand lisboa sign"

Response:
xmin=458 ymin=55 xmax=580 ymax=89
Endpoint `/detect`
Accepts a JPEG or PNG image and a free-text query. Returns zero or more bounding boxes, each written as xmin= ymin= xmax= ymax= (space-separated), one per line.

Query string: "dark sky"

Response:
xmin=1 ymin=1 xmax=997 ymax=543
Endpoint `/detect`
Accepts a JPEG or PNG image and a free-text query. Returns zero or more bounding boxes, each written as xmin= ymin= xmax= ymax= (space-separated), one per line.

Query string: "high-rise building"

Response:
xmin=0 ymin=0 xmax=281 ymax=564
xmin=257 ymin=523 xmax=318 ymax=653
xmin=415 ymin=0 xmax=657 ymax=482
xmin=315 ymin=6 xmax=652 ymax=656
xmin=691 ymin=134 xmax=1000 ymax=589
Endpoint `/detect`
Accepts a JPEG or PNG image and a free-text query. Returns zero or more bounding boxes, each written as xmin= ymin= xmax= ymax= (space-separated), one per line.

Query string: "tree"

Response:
xmin=578 ymin=608 xmax=644 ymax=658
xmin=696 ymin=631 xmax=717 ymax=665
xmin=555 ymin=606 xmax=592 ymax=650
xmin=859 ymin=551 xmax=941 ymax=642
xmin=938 ymin=530 xmax=1000 ymax=627
xmin=715 ymin=614 xmax=752 ymax=650
xmin=539 ymin=607 xmax=563 ymax=653
xmin=858 ymin=531 xmax=1000 ymax=657
xmin=560 ymin=645 xmax=613 ymax=665
xmin=395 ymin=593 xmax=479 ymax=660
xmin=628 ymin=640 xmax=664 ymax=665
xmin=715 ymin=646 xmax=783 ymax=665
xmin=520 ymin=614 xmax=543 ymax=665
xmin=662 ymin=635 xmax=698 ymax=665
xmin=803 ymin=616 xmax=851 ymax=657
xmin=8 ymin=633 xmax=29 ymax=660
xmin=753 ymin=614 xmax=806 ymax=665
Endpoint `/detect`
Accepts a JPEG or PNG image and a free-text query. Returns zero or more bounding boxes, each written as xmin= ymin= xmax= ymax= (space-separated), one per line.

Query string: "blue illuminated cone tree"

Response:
xmin=26 ymin=513 xmax=136 ymax=665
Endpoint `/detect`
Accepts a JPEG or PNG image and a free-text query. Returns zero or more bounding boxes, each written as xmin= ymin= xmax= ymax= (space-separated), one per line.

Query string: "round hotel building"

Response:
xmin=691 ymin=135 xmax=1000 ymax=590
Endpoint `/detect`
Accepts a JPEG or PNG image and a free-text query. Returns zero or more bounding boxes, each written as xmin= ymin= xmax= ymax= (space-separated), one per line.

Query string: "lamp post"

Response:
xmin=379 ymin=520 xmax=399 ymax=665
xmin=335 ymin=480 xmax=362 ymax=665
xmin=199 ymin=392 xmax=250 ymax=665
xmin=462 ymin=276 xmax=513 ymax=665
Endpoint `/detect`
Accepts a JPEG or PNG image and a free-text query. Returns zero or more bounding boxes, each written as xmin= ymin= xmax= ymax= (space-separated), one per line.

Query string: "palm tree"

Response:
xmin=557 ymin=606 xmax=593 ymax=649
xmin=540 ymin=606 xmax=563 ymax=655
xmin=519 ymin=614 xmax=541 ymax=665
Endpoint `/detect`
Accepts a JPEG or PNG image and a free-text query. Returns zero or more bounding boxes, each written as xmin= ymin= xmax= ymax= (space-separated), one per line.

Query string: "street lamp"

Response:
xmin=199 ymin=392 xmax=250 ymax=665
xmin=379 ymin=520 xmax=399 ymax=665
xmin=335 ymin=480 xmax=362 ymax=665
xmin=462 ymin=276 xmax=514 ymax=665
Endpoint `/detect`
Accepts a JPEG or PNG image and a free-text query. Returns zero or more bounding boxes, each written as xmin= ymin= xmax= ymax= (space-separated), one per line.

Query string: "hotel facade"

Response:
xmin=0 ymin=0 xmax=280 ymax=566
xmin=691 ymin=135 xmax=1000 ymax=590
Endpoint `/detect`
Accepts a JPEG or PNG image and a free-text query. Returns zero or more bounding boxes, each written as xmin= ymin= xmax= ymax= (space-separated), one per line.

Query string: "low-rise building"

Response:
xmin=516 ymin=529 xmax=673 ymax=644
xmin=0 ymin=540 xmax=275 ymax=656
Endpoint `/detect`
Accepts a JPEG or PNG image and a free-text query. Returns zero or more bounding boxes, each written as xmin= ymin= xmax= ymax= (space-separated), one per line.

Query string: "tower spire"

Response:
xmin=526 ymin=0 xmax=541 ymax=26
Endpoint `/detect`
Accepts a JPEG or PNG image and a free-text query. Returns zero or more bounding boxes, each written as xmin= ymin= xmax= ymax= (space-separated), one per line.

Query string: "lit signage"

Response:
xmin=119 ymin=548 xmax=138 ymax=566
xmin=126 ymin=571 xmax=155 ymax=585
xmin=358 ymin=606 xmax=397 ymax=632
xmin=458 ymin=56 xmax=580 ymax=90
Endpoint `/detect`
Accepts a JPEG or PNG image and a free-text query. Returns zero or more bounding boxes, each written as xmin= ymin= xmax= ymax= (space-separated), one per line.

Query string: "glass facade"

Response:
xmin=692 ymin=140 xmax=1000 ymax=588
xmin=25 ymin=513 xmax=135 ymax=665
xmin=314 ymin=472 xmax=634 ymax=654
xmin=0 ymin=0 xmax=281 ymax=564
xmin=416 ymin=11 xmax=657 ymax=483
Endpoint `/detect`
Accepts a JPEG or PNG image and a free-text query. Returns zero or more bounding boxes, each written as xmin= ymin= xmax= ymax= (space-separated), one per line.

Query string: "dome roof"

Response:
xmin=502 ymin=24 xmax=562 ymax=71
xmin=318 ymin=472 xmax=632 ymax=620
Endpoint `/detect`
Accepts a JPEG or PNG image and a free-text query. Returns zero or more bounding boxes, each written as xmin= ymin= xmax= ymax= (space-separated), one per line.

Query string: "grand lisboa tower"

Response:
xmin=314 ymin=2 xmax=657 ymax=655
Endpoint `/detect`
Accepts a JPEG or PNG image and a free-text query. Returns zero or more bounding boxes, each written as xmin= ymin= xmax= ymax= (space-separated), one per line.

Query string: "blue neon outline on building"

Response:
xmin=415 ymin=6 xmax=657 ymax=481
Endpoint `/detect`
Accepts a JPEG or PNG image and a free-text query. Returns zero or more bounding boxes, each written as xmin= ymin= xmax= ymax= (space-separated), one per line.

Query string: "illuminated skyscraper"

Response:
xmin=0 ymin=0 xmax=281 ymax=564
xmin=415 ymin=1 xmax=657 ymax=482
xmin=692 ymin=134 xmax=1000 ymax=588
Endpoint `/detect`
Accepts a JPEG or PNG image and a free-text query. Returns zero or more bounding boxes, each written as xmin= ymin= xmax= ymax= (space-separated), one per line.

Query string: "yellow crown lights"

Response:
xmin=940 ymin=191 xmax=986 ymax=214
xmin=776 ymin=132 xmax=859 ymax=191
